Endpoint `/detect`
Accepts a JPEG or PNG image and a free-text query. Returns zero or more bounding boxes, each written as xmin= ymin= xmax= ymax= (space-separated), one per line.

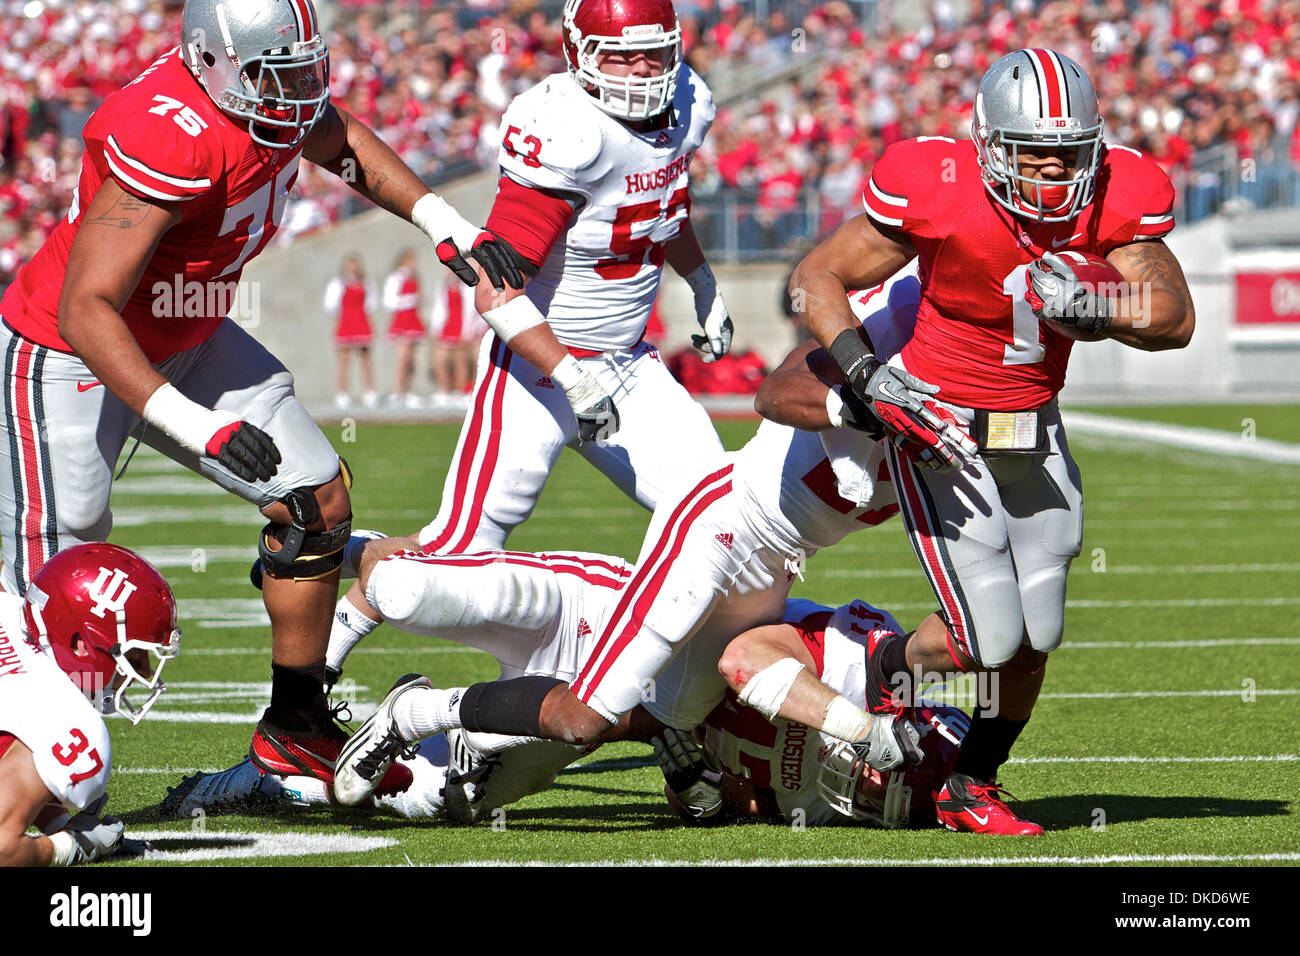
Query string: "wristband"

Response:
xmin=141 ymin=383 xmax=231 ymax=458
xmin=828 ymin=329 xmax=875 ymax=383
xmin=48 ymin=830 xmax=77 ymax=867
xmin=682 ymin=262 xmax=717 ymax=297
xmin=823 ymin=696 xmax=873 ymax=743
xmin=410 ymin=192 xmax=477 ymax=250
xmin=550 ymin=354 xmax=605 ymax=408
xmin=481 ymin=295 xmax=545 ymax=344
xmin=737 ymin=657 xmax=804 ymax=721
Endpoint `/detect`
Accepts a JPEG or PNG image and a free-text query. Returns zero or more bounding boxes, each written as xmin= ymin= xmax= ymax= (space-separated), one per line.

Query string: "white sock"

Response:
xmin=326 ymin=595 xmax=381 ymax=673
xmin=340 ymin=529 xmax=386 ymax=580
xmin=393 ymin=686 xmax=467 ymax=740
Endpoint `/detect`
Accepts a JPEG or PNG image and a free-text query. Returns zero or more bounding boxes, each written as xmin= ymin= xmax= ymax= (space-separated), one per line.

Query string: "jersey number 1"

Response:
xmin=1001 ymin=264 xmax=1047 ymax=366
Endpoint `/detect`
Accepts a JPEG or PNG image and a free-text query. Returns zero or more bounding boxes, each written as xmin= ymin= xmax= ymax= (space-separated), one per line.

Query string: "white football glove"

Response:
xmin=653 ymin=727 xmax=724 ymax=823
xmin=684 ymin=263 xmax=733 ymax=362
xmin=47 ymin=812 xmax=125 ymax=866
xmin=551 ymin=355 xmax=620 ymax=442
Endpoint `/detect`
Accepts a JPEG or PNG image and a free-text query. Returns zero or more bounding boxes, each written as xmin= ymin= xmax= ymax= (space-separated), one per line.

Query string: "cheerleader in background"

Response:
xmin=383 ymin=249 xmax=426 ymax=409
xmin=325 ymin=253 xmax=377 ymax=410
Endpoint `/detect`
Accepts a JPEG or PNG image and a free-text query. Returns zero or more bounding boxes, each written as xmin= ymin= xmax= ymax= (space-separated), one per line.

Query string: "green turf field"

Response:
xmin=98 ymin=405 xmax=1300 ymax=866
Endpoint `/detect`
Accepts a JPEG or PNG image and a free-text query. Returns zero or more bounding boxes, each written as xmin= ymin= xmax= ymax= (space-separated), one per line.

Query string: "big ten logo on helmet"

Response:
xmin=151 ymin=274 xmax=261 ymax=329
xmin=625 ymin=152 xmax=692 ymax=195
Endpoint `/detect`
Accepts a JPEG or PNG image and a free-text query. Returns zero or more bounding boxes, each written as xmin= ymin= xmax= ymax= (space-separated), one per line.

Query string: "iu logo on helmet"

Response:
xmin=88 ymin=567 xmax=138 ymax=619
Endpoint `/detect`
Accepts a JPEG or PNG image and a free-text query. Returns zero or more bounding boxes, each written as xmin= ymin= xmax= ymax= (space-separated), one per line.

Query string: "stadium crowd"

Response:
xmin=3 ymin=0 xmax=1300 ymax=285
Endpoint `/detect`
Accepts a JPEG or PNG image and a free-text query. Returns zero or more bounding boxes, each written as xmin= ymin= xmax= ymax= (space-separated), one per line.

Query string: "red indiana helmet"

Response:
xmin=817 ymin=701 xmax=969 ymax=827
xmin=562 ymin=0 xmax=682 ymax=121
xmin=24 ymin=543 xmax=181 ymax=725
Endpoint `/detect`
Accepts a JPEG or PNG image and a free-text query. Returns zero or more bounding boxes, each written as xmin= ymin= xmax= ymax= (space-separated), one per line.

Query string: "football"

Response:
xmin=1040 ymin=250 xmax=1127 ymax=341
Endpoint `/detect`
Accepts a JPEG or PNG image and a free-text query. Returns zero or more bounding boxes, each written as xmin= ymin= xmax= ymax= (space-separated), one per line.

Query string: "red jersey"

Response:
xmin=861 ymin=138 xmax=1175 ymax=409
xmin=1 ymin=49 xmax=302 ymax=363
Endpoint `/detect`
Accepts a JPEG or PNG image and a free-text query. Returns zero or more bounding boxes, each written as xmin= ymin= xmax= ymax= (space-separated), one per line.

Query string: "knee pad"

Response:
xmin=258 ymin=486 xmax=352 ymax=582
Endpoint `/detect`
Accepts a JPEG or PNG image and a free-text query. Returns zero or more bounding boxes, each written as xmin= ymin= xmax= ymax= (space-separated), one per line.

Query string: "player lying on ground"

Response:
xmin=0 ymin=0 xmax=521 ymax=793
xmin=0 ymin=544 xmax=180 ymax=866
xmin=790 ymin=48 xmax=1195 ymax=834
xmin=325 ymin=0 xmax=734 ymax=676
xmin=164 ymin=544 xmax=966 ymax=829
xmin=329 ymin=276 xmax=968 ymax=808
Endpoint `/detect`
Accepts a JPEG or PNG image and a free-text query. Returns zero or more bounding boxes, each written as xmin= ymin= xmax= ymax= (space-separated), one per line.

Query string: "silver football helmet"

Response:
xmin=181 ymin=0 xmax=330 ymax=149
xmin=971 ymin=49 xmax=1103 ymax=222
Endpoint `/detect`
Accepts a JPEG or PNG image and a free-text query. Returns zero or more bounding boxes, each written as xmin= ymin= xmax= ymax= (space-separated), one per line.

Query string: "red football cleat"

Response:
xmin=249 ymin=711 xmax=413 ymax=797
xmin=935 ymin=773 xmax=1044 ymax=835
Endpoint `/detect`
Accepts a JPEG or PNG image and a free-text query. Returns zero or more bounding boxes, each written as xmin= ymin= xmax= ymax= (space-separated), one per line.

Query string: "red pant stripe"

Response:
xmin=424 ymin=336 xmax=509 ymax=553
xmin=574 ymin=469 xmax=733 ymax=704
xmin=887 ymin=443 xmax=976 ymax=660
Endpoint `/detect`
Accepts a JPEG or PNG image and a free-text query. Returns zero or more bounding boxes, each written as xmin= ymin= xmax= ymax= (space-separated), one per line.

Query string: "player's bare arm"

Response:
xmin=754 ymin=340 xmax=844 ymax=429
xmin=1105 ymin=239 xmax=1196 ymax=350
xmin=304 ymin=105 xmax=427 ymax=223
xmin=718 ymin=622 xmax=920 ymax=768
xmin=59 ymin=179 xmax=280 ymax=485
xmin=57 ymin=179 xmax=182 ymax=413
xmin=305 ymin=104 xmax=523 ymax=291
xmin=790 ymin=213 xmax=915 ymax=352
xmin=0 ymin=741 xmax=58 ymax=867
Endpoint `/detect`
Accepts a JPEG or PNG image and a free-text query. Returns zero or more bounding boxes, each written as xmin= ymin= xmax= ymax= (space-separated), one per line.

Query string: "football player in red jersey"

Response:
xmin=0 ymin=0 xmax=521 ymax=789
xmin=0 ymin=544 xmax=180 ymax=866
xmin=789 ymin=49 xmax=1195 ymax=834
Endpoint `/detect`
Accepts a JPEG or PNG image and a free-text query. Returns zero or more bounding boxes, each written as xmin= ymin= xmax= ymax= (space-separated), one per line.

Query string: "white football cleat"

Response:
xmin=334 ymin=673 xmax=429 ymax=805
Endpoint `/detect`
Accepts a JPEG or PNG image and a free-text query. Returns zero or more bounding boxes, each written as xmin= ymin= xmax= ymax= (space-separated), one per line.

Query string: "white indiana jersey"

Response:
xmin=727 ymin=266 xmax=920 ymax=558
xmin=498 ymin=67 xmax=714 ymax=350
xmin=732 ymin=419 xmax=900 ymax=562
xmin=0 ymin=594 xmax=111 ymax=812
xmin=702 ymin=599 xmax=904 ymax=825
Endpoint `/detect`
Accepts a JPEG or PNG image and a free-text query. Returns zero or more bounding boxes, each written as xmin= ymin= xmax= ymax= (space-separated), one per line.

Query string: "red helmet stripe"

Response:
xmin=287 ymin=0 xmax=317 ymax=41
xmin=1028 ymin=48 xmax=1065 ymax=118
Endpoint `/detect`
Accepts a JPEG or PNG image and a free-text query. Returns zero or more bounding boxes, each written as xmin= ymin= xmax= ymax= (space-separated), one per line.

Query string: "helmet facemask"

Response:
xmin=228 ymin=40 xmax=330 ymax=149
xmin=974 ymin=112 xmax=1103 ymax=222
xmin=110 ymin=622 xmax=182 ymax=725
xmin=816 ymin=740 xmax=912 ymax=827
xmin=563 ymin=0 xmax=682 ymax=121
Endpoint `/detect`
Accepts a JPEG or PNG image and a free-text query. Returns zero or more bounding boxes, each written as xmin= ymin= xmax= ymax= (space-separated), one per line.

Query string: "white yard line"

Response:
xmin=111 ymin=754 xmax=1300 ymax=774
xmin=1062 ymin=410 xmax=1300 ymax=465
xmin=450 ymin=853 xmax=1300 ymax=867
xmin=1064 ymin=637 xmax=1300 ymax=648
xmin=184 ymin=644 xmax=484 ymax=655
xmin=1038 ymin=688 xmax=1296 ymax=700
xmin=880 ymin=597 xmax=1300 ymax=610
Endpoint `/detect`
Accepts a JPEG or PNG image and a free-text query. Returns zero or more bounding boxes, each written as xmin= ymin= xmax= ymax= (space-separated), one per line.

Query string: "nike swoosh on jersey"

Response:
xmin=1051 ymin=233 xmax=1084 ymax=248
xmin=76 ymin=380 xmax=102 ymax=392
